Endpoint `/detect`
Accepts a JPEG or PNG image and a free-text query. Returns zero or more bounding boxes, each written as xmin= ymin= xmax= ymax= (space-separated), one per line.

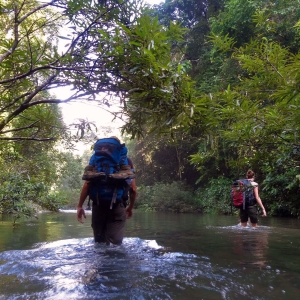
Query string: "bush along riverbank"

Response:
xmin=135 ymin=177 xmax=300 ymax=218
xmin=135 ymin=180 xmax=233 ymax=215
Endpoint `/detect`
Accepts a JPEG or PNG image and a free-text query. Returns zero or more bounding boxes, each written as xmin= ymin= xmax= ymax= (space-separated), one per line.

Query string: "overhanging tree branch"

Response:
xmin=0 ymin=136 xmax=56 ymax=141
xmin=0 ymin=74 xmax=57 ymax=131
xmin=0 ymin=0 xmax=191 ymax=142
xmin=0 ymin=120 xmax=39 ymax=134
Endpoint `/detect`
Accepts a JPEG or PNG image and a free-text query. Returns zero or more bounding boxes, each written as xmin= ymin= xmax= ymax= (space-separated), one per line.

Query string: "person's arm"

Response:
xmin=126 ymin=179 xmax=137 ymax=219
xmin=77 ymin=181 xmax=89 ymax=223
xmin=254 ymin=186 xmax=267 ymax=217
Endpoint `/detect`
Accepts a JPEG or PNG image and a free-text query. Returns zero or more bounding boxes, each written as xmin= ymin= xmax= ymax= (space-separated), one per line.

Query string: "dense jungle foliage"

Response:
xmin=0 ymin=0 xmax=299 ymax=223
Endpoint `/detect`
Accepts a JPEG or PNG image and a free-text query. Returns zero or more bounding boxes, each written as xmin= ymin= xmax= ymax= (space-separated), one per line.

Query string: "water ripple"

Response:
xmin=0 ymin=237 xmax=284 ymax=299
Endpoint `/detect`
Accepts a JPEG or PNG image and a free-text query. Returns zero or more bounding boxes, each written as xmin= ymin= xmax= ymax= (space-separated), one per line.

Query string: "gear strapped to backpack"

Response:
xmin=82 ymin=137 xmax=135 ymax=209
xmin=231 ymin=179 xmax=256 ymax=210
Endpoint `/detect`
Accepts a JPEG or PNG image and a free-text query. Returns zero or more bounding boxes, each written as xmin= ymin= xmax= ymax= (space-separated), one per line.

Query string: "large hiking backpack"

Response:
xmin=82 ymin=137 xmax=135 ymax=208
xmin=231 ymin=179 xmax=256 ymax=209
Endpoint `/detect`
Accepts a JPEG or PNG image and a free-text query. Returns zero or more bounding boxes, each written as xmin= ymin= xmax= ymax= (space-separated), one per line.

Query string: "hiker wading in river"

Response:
xmin=76 ymin=137 xmax=137 ymax=245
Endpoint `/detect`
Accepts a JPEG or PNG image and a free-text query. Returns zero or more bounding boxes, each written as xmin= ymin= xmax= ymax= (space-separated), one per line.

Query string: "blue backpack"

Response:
xmin=89 ymin=137 xmax=128 ymax=174
xmin=82 ymin=137 xmax=134 ymax=208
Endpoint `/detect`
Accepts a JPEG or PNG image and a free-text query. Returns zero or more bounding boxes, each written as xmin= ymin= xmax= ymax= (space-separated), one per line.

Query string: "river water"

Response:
xmin=0 ymin=211 xmax=300 ymax=299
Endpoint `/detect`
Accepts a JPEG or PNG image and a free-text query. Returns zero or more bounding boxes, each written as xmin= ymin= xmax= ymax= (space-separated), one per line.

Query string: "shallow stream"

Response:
xmin=0 ymin=211 xmax=299 ymax=299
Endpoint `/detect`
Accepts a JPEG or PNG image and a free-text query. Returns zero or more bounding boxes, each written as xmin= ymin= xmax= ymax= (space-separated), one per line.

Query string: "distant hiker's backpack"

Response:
xmin=231 ymin=179 xmax=256 ymax=209
xmin=82 ymin=137 xmax=135 ymax=208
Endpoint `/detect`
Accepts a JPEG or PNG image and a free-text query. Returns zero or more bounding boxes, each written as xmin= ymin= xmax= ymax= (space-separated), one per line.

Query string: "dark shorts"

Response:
xmin=240 ymin=206 xmax=258 ymax=224
xmin=91 ymin=202 xmax=126 ymax=245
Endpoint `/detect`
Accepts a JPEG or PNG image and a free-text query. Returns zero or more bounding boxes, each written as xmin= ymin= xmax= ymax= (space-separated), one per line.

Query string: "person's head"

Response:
xmin=246 ymin=169 xmax=255 ymax=179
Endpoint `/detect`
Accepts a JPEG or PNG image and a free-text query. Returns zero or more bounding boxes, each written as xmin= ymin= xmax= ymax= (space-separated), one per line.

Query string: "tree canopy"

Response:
xmin=131 ymin=0 xmax=300 ymax=216
xmin=0 ymin=0 xmax=194 ymax=142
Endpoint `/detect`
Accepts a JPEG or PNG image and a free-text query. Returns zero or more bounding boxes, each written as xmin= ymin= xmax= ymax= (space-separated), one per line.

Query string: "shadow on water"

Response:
xmin=0 ymin=211 xmax=300 ymax=299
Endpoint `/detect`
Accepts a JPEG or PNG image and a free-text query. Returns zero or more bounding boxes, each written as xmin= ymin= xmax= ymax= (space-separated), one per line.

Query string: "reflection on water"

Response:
xmin=233 ymin=227 xmax=269 ymax=268
xmin=219 ymin=224 xmax=271 ymax=268
xmin=0 ymin=212 xmax=300 ymax=299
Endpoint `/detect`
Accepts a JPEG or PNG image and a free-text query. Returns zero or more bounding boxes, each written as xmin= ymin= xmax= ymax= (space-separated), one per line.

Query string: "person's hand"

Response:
xmin=126 ymin=207 xmax=133 ymax=219
xmin=77 ymin=206 xmax=86 ymax=223
xmin=261 ymin=208 xmax=267 ymax=217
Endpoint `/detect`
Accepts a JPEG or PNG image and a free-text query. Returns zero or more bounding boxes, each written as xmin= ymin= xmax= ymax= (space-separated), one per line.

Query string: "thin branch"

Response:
xmin=0 ymin=64 xmax=113 ymax=84
xmin=18 ymin=0 xmax=57 ymax=24
xmin=0 ymin=9 xmax=19 ymax=63
xmin=0 ymin=74 xmax=57 ymax=131
xmin=0 ymin=137 xmax=56 ymax=141
xmin=0 ymin=121 xmax=39 ymax=134
xmin=0 ymin=91 xmax=32 ymax=113
xmin=0 ymin=0 xmax=58 ymax=63
xmin=265 ymin=54 xmax=285 ymax=82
